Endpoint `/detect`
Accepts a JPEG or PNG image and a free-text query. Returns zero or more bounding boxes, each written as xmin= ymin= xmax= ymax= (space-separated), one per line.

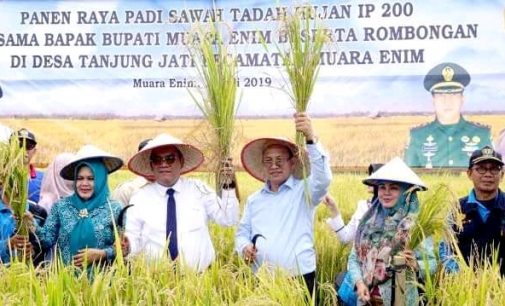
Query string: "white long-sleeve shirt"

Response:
xmin=325 ymin=199 xmax=370 ymax=243
xmin=125 ymin=177 xmax=239 ymax=272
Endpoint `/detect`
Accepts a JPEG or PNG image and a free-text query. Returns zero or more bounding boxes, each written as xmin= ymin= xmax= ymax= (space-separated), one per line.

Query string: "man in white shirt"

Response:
xmin=125 ymin=133 xmax=239 ymax=272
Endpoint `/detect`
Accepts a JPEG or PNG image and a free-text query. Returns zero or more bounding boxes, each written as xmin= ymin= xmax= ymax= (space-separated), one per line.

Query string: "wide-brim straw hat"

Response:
xmin=241 ymin=137 xmax=309 ymax=182
xmin=128 ymin=133 xmax=204 ymax=177
xmin=60 ymin=144 xmax=124 ymax=180
xmin=362 ymin=157 xmax=427 ymax=190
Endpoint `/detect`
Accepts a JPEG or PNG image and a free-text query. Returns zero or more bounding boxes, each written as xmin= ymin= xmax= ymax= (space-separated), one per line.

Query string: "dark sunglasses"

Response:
xmin=19 ymin=141 xmax=36 ymax=151
xmin=150 ymin=154 xmax=177 ymax=166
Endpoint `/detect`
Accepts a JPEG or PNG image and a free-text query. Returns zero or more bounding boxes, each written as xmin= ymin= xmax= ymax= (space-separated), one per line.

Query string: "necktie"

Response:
xmin=166 ymin=188 xmax=178 ymax=260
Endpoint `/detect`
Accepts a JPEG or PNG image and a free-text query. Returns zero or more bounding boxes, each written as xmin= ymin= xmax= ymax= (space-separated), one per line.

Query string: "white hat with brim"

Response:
xmin=60 ymin=144 xmax=124 ymax=180
xmin=241 ymin=137 xmax=309 ymax=182
xmin=362 ymin=157 xmax=427 ymax=190
xmin=128 ymin=133 xmax=204 ymax=177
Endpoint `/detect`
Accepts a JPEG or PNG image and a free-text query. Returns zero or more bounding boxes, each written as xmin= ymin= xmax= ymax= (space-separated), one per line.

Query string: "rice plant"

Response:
xmin=275 ymin=6 xmax=328 ymax=147
xmin=0 ymin=139 xmax=29 ymax=236
xmin=0 ymin=171 xmax=503 ymax=304
xmin=187 ymin=21 xmax=240 ymax=197
xmin=408 ymin=183 xmax=462 ymax=250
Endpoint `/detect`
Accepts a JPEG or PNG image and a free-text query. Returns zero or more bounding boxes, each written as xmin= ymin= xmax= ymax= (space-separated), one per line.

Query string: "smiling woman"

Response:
xmin=29 ymin=145 xmax=124 ymax=267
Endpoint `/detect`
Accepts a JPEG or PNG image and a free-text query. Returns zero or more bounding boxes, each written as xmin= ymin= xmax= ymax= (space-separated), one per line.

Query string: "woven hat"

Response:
xmin=128 ymin=133 xmax=204 ymax=177
xmin=363 ymin=157 xmax=427 ymax=190
xmin=241 ymin=137 xmax=309 ymax=182
xmin=60 ymin=145 xmax=124 ymax=180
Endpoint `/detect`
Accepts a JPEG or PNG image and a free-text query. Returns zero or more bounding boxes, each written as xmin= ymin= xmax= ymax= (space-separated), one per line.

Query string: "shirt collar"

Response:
xmin=29 ymin=164 xmax=37 ymax=179
xmin=262 ymin=175 xmax=295 ymax=193
xmin=467 ymin=189 xmax=491 ymax=222
xmin=154 ymin=178 xmax=182 ymax=196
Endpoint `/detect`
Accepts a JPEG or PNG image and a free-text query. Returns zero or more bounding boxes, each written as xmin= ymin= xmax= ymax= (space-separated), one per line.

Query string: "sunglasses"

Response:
xmin=150 ymin=154 xmax=177 ymax=166
xmin=19 ymin=141 xmax=36 ymax=151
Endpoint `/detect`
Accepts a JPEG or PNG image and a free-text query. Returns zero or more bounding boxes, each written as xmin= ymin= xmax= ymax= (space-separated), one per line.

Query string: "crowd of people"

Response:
xmin=0 ymin=63 xmax=504 ymax=306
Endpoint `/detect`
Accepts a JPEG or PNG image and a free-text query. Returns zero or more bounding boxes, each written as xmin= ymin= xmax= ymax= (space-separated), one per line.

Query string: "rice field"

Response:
xmin=1 ymin=115 xmax=503 ymax=168
xmin=1 ymin=116 xmax=505 ymax=304
xmin=2 ymin=170 xmax=504 ymax=305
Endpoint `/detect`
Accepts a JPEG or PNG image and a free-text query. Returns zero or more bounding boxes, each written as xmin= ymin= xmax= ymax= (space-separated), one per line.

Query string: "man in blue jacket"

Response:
xmin=11 ymin=129 xmax=44 ymax=203
xmin=440 ymin=146 xmax=505 ymax=275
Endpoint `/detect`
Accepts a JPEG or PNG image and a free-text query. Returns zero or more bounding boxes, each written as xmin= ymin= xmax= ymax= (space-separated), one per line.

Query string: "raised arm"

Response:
xmin=294 ymin=112 xmax=332 ymax=206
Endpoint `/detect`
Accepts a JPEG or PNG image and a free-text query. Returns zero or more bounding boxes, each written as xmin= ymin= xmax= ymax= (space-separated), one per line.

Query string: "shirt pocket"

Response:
xmin=181 ymin=206 xmax=206 ymax=233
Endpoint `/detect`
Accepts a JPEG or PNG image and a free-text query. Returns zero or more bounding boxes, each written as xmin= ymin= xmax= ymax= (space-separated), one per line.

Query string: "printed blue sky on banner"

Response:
xmin=0 ymin=0 xmax=504 ymax=117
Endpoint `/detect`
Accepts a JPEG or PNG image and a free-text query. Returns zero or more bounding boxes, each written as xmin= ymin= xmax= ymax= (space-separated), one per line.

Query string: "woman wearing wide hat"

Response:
xmin=29 ymin=145 xmax=123 ymax=267
xmin=346 ymin=157 xmax=436 ymax=305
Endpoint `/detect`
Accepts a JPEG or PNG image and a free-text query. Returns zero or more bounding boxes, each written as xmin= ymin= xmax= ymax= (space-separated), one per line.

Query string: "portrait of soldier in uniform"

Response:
xmin=405 ymin=62 xmax=493 ymax=168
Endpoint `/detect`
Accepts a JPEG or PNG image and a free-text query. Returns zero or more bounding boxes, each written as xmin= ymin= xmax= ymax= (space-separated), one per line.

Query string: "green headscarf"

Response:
xmin=354 ymin=181 xmax=420 ymax=287
xmin=68 ymin=159 xmax=109 ymax=257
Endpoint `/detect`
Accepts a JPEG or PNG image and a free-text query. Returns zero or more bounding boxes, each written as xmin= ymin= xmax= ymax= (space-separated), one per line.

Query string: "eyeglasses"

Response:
xmin=473 ymin=165 xmax=502 ymax=175
xmin=262 ymin=157 xmax=291 ymax=168
xmin=151 ymin=154 xmax=177 ymax=166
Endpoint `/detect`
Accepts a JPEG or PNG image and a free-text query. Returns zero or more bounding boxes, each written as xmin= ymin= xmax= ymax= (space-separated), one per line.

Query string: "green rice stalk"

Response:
xmin=271 ymin=6 xmax=328 ymax=206
xmin=0 ymin=139 xmax=29 ymax=236
xmin=187 ymin=22 xmax=240 ymax=198
xmin=408 ymin=183 xmax=462 ymax=250
xmin=276 ymin=6 xmax=328 ymax=147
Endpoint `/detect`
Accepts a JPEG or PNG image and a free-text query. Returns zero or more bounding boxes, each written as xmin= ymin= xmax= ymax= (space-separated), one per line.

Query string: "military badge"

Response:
xmin=422 ymin=135 xmax=437 ymax=168
xmin=442 ymin=66 xmax=455 ymax=81
xmin=482 ymin=146 xmax=494 ymax=157
xmin=462 ymin=135 xmax=481 ymax=155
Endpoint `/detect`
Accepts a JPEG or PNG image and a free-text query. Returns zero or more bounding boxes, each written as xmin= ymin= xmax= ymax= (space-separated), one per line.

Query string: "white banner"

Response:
xmin=1 ymin=0 xmax=504 ymax=117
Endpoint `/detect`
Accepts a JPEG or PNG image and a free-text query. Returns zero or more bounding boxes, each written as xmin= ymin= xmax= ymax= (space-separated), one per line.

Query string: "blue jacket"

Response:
xmin=458 ymin=189 xmax=505 ymax=275
xmin=0 ymin=200 xmax=15 ymax=264
xmin=28 ymin=169 xmax=44 ymax=204
xmin=441 ymin=189 xmax=505 ymax=275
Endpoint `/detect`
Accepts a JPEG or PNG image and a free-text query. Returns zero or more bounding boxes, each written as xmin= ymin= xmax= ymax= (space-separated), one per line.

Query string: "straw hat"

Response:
xmin=241 ymin=137 xmax=309 ymax=182
xmin=128 ymin=133 xmax=204 ymax=177
xmin=362 ymin=157 xmax=427 ymax=190
xmin=60 ymin=145 xmax=124 ymax=180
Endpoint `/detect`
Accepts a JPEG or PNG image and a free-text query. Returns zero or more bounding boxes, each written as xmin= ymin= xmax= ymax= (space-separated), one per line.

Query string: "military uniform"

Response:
xmin=405 ymin=62 xmax=493 ymax=168
xmin=496 ymin=128 xmax=505 ymax=157
xmin=405 ymin=118 xmax=492 ymax=168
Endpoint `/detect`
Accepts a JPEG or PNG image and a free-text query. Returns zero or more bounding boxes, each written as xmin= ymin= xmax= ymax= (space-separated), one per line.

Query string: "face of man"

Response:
xmin=467 ymin=161 xmax=504 ymax=197
xmin=20 ymin=139 xmax=36 ymax=165
xmin=262 ymin=144 xmax=294 ymax=191
xmin=150 ymin=146 xmax=183 ymax=187
xmin=432 ymin=92 xmax=463 ymax=125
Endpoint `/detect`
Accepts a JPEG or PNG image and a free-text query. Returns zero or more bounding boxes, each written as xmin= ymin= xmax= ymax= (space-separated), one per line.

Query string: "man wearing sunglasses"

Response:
xmin=124 ymin=133 xmax=239 ymax=272
xmin=440 ymin=146 xmax=505 ymax=275
xmin=10 ymin=128 xmax=44 ymax=204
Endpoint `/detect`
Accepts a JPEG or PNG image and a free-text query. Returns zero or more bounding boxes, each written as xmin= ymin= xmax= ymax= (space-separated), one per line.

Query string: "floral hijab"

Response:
xmin=354 ymin=181 xmax=420 ymax=287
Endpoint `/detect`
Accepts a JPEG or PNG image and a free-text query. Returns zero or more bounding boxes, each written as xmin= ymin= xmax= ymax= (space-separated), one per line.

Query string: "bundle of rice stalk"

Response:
xmin=407 ymin=183 xmax=462 ymax=250
xmin=187 ymin=22 xmax=240 ymax=198
xmin=0 ymin=139 xmax=29 ymax=236
xmin=276 ymin=6 xmax=328 ymax=148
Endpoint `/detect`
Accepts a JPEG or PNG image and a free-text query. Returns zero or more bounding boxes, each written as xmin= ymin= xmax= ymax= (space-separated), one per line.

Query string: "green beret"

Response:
xmin=423 ymin=62 xmax=471 ymax=93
